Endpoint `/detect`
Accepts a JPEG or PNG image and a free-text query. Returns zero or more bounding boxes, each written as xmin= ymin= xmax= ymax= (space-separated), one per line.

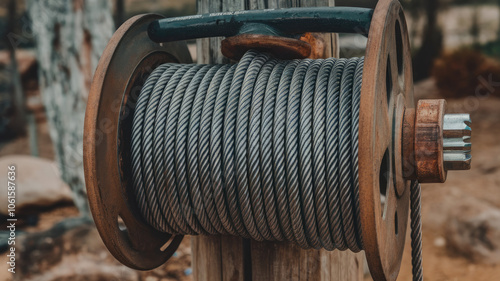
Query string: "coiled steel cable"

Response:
xmin=133 ymin=50 xmax=364 ymax=251
xmin=130 ymin=49 xmax=424 ymax=280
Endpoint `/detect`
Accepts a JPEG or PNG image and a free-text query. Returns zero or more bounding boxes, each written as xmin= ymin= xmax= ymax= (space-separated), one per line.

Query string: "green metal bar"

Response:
xmin=148 ymin=7 xmax=373 ymax=43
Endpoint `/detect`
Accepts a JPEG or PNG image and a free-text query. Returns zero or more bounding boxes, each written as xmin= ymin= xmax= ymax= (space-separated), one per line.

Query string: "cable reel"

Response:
xmin=83 ymin=1 xmax=472 ymax=280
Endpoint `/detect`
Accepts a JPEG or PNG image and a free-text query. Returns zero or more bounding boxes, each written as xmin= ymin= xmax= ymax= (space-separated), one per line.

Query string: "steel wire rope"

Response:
xmin=133 ymin=51 xmax=372 ymax=254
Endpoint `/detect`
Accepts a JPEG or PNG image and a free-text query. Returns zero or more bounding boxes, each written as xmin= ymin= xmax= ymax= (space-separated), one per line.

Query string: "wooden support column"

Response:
xmin=193 ymin=1 xmax=363 ymax=280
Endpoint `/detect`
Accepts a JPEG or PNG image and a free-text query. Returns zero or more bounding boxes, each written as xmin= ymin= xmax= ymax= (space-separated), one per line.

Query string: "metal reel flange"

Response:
xmin=359 ymin=0 xmax=413 ymax=280
xmin=83 ymin=14 xmax=192 ymax=270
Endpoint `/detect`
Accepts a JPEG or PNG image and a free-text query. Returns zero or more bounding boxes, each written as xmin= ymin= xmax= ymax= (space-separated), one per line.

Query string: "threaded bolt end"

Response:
xmin=443 ymin=114 xmax=471 ymax=170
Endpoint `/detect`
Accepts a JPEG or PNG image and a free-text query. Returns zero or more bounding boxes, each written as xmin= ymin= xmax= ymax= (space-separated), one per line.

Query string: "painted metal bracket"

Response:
xmin=148 ymin=7 xmax=373 ymax=43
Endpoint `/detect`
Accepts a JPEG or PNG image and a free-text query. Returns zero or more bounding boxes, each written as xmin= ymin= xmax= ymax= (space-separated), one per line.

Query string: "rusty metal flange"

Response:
xmin=359 ymin=0 xmax=413 ymax=280
xmin=83 ymin=14 xmax=192 ymax=270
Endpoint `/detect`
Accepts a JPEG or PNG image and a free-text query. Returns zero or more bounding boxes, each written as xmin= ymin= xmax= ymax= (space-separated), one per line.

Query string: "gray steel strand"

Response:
xmin=249 ymin=57 xmax=283 ymax=241
xmin=273 ymin=60 xmax=300 ymax=244
xmin=199 ymin=64 xmax=237 ymax=235
xmin=173 ymin=64 xmax=208 ymax=235
xmin=338 ymin=57 xmax=360 ymax=252
xmin=176 ymin=64 xmax=217 ymax=235
xmin=260 ymin=60 xmax=289 ymax=241
xmin=312 ymin=58 xmax=336 ymax=251
xmin=351 ymin=57 xmax=364 ymax=249
xmin=224 ymin=50 xmax=261 ymax=240
xmin=210 ymin=64 xmax=246 ymax=237
xmin=131 ymin=63 xmax=171 ymax=229
xmin=187 ymin=65 xmax=227 ymax=234
xmin=299 ymin=59 xmax=323 ymax=249
xmin=166 ymin=65 xmax=205 ymax=234
xmin=236 ymin=51 xmax=273 ymax=241
xmin=151 ymin=64 xmax=186 ymax=233
xmin=143 ymin=64 xmax=182 ymax=233
xmin=287 ymin=58 xmax=313 ymax=249
xmin=161 ymin=65 xmax=197 ymax=234
xmin=326 ymin=58 xmax=347 ymax=250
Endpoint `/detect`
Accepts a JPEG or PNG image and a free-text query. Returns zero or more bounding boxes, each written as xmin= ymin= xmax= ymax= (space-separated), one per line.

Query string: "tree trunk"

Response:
xmin=28 ymin=0 xmax=114 ymax=217
xmin=497 ymin=0 xmax=500 ymax=41
xmin=193 ymin=1 xmax=363 ymax=280
xmin=470 ymin=5 xmax=480 ymax=47
xmin=4 ymin=0 xmax=25 ymax=136
xmin=412 ymin=0 xmax=442 ymax=81
xmin=115 ymin=0 xmax=125 ymax=28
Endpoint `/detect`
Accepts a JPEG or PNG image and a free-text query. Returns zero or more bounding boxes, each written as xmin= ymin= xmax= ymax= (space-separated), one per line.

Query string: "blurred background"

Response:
xmin=0 ymin=0 xmax=499 ymax=280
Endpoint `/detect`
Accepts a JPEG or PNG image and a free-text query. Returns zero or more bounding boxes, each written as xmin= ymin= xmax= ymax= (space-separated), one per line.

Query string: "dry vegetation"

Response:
xmin=433 ymin=49 xmax=500 ymax=98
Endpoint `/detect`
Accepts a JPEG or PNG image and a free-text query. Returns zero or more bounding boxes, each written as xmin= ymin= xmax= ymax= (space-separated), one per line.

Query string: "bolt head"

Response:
xmin=443 ymin=114 xmax=471 ymax=170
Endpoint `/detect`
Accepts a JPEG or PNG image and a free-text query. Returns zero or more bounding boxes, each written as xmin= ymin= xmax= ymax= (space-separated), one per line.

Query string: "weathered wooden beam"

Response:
xmin=192 ymin=0 xmax=363 ymax=280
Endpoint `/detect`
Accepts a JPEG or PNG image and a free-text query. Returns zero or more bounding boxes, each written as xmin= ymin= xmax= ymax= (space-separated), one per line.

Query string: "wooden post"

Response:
xmin=193 ymin=1 xmax=364 ymax=280
xmin=5 ymin=0 xmax=26 ymax=135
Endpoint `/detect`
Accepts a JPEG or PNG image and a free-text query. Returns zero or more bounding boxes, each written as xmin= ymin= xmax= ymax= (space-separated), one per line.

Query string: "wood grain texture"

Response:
xmin=192 ymin=236 xmax=223 ymax=281
xmin=249 ymin=241 xmax=364 ymax=281
xmin=192 ymin=0 xmax=363 ymax=280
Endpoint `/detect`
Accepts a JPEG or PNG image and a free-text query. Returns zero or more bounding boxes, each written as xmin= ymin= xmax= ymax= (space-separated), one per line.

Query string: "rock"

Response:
xmin=15 ymin=217 xmax=140 ymax=281
xmin=445 ymin=197 xmax=500 ymax=264
xmin=0 ymin=155 xmax=73 ymax=215
xmin=433 ymin=236 xmax=446 ymax=248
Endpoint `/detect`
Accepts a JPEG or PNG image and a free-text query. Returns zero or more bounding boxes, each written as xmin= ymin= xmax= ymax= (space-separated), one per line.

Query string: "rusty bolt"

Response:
xmin=443 ymin=114 xmax=472 ymax=171
xmin=409 ymin=100 xmax=472 ymax=183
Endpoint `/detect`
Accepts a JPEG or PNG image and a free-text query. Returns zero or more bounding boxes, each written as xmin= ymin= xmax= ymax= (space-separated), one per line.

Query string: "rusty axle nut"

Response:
xmin=406 ymin=99 xmax=472 ymax=183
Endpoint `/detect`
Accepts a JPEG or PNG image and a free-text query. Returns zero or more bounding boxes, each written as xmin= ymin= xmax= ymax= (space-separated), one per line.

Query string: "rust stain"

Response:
xmin=221 ymin=34 xmax=311 ymax=60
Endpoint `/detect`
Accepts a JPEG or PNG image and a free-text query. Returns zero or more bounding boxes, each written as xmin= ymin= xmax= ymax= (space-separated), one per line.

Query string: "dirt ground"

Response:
xmin=1 ymin=79 xmax=500 ymax=281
